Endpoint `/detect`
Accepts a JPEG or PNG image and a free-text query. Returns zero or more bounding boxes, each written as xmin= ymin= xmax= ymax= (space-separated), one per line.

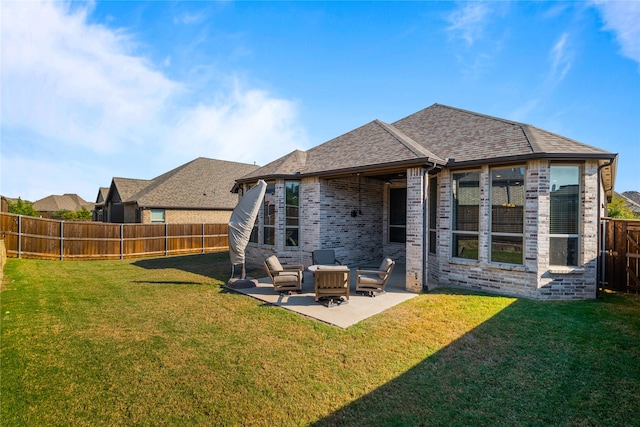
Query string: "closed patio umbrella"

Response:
xmin=228 ymin=179 xmax=267 ymax=280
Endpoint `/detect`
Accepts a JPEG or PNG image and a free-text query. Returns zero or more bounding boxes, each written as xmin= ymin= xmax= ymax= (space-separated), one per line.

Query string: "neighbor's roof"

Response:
xmin=95 ymin=187 xmax=109 ymax=205
xmin=239 ymin=103 xmax=617 ymax=183
xmin=114 ymin=157 xmax=259 ymax=209
xmin=33 ymin=194 xmax=94 ymax=212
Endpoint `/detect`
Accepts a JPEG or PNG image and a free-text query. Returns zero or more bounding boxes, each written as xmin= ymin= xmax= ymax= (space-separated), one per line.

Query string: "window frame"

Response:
xmin=262 ymin=182 xmax=276 ymax=246
xmin=150 ymin=209 xmax=165 ymax=223
xmin=489 ymin=166 xmax=525 ymax=265
xmin=549 ymin=164 xmax=581 ymax=267
xmin=284 ymin=181 xmax=300 ymax=247
xmin=451 ymin=170 xmax=480 ymax=260
xmin=428 ymin=176 xmax=438 ymax=254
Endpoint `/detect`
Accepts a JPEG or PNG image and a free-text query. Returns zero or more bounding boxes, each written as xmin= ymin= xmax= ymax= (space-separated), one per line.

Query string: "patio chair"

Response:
xmin=263 ymin=255 xmax=303 ymax=294
xmin=312 ymin=249 xmax=342 ymax=266
xmin=356 ymin=258 xmax=395 ymax=297
xmin=314 ymin=265 xmax=350 ymax=305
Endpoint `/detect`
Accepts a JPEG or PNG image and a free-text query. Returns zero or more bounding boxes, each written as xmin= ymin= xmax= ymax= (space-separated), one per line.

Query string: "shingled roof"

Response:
xmin=239 ymin=103 xmax=616 ymax=183
xmin=393 ymin=104 xmax=613 ymax=164
xmin=33 ymin=194 xmax=94 ymax=212
xmin=112 ymin=157 xmax=259 ymax=209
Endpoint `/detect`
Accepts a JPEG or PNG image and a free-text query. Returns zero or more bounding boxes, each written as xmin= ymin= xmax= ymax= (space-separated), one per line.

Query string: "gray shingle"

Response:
xmin=130 ymin=157 xmax=259 ymax=209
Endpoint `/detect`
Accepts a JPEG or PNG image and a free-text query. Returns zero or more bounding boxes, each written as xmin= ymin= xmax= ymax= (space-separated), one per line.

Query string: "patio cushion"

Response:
xmin=379 ymin=258 xmax=394 ymax=279
xmin=265 ymin=255 xmax=283 ymax=274
xmin=357 ymin=274 xmax=384 ymax=286
xmin=273 ymin=272 xmax=300 ymax=284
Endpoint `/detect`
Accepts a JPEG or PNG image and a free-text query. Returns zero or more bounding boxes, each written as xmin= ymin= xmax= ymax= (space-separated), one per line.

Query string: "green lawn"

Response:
xmin=2 ymin=253 xmax=639 ymax=426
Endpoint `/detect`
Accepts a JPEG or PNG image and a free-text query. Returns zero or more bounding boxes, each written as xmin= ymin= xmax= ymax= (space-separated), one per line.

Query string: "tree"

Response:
xmin=7 ymin=198 xmax=39 ymax=217
xmin=607 ymin=197 xmax=638 ymax=219
xmin=75 ymin=207 xmax=92 ymax=221
xmin=56 ymin=207 xmax=93 ymax=221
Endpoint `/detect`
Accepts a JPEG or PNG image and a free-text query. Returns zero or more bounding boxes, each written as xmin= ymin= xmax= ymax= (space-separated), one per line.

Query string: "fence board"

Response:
xmin=0 ymin=213 xmax=228 ymax=260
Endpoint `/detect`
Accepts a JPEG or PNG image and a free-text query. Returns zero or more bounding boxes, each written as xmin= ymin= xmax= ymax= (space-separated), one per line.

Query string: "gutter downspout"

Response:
xmin=597 ymin=159 xmax=615 ymax=299
xmin=423 ymin=161 xmax=439 ymax=291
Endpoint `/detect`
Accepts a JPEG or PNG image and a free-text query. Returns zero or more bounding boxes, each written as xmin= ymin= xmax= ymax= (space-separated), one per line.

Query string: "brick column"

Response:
xmin=406 ymin=167 xmax=426 ymax=293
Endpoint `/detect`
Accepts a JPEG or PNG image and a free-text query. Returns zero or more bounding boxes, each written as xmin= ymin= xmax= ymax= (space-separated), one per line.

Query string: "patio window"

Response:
xmin=429 ymin=176 xmax=438 ymax=254
xmin=550 ymin=165 xmax=580 ymax=266
xmin=150 ymin=209 xmax=165 ymax=223
xmin=263 ymin=182 xmax=276 ymax=245
xmin=490 ymin=166 xmax=525 ymax=264
xmin=285 ymin=181 xmax=300 ymax=247
xmin=451 ymin=171 xmax=479 ymax=260
xmin=389 ymin=188 xmax=406 ymax=243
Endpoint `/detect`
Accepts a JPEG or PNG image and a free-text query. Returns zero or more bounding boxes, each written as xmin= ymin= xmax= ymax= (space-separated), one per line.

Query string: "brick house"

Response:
xmin=235 ymin=104 xmax=617 ymax=300
xmin=103 ymin=157 xmax=259 ymax=224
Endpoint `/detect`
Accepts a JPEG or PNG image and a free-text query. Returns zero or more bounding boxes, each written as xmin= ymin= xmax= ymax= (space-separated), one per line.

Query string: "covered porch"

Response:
xmin=245 ymin=165 xmax=434 ymax=294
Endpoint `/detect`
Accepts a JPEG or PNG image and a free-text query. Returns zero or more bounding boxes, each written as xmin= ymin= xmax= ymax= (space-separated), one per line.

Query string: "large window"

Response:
xmin=490 ymin=167 xmax=525 ymax=264
xmin=285 ymin=181 xmax=300 ymax=247
xmin=389 ymin=188 xmax=406 ymax=243
xmin=550 ymin=165 xmax=580 ymax=266
xmin=429 ymin=176 xmax=438 ymax=254
xmin=262 ymin=182 xmax=276 ymax=245
xmin=452 ymin=171 xmax=479 ymax=260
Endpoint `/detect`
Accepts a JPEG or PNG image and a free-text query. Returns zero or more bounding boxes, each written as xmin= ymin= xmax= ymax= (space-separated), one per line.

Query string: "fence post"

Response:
xmin=17 ymin=215 xmax=22 ymax=259
xmin=60 ymin=221 xmax=64 ymax=260
xmin=202 ymin=223 xmax=205 ymax=253
xmin=165 ymin=223 xmax=168 ymax=256
xmin=120 ymin=224 xmax=124 ymax=260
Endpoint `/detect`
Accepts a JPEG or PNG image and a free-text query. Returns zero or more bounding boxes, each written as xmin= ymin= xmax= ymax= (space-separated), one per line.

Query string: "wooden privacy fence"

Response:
xmin=0 ymin=213 xmax=228 ymax=260
xmin=603 ymin=218 xmax=640 ymax=294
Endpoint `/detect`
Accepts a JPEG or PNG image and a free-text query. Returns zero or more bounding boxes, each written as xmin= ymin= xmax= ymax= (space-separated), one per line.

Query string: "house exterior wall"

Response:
xmin=434 ymin=160 xmax=599 ymax=300
xmin=244 ymin=160 xmax=601 ymax=300
xmin=140 ymin=209 xmax=231 ymax=224
xmin=124 ymin=203 xmax=138 ymax=224
xmin=318 ymin=177 xmax=384 ymax=266
xmin=535 ymin=160 xmax=599 ymax=299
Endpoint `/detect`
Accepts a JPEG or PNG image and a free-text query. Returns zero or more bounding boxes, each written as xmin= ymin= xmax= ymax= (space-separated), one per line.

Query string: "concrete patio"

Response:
xmin=227 ymin=263 xmax=418 ymax=328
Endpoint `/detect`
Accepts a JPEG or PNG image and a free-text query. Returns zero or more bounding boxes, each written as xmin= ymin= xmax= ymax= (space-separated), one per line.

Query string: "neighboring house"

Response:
xmin=620 ymin=191 xmax=640 ymax=216
xmin=32 ymin=194 xmax=94 ymax=219
xmin=103 ymin=157 xmax=259 ymax=224
xmin=234 ymin=103 xmax=617 ymax=300
xmin=93 ymin=187 xmax=109 ymax=222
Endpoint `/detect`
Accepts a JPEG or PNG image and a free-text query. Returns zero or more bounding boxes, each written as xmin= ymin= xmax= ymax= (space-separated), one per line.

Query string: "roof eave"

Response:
xmin=235 ymin=157 xmax=445 ymax=183
xmin=445 ymin=152 xmax=617 ymax=169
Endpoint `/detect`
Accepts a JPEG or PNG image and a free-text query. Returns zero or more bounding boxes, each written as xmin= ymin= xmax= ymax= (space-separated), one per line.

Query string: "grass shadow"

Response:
xmin=311 ymin=294 xmax=640 ymax=426
xmin=132 ymin=251 xmax=265 ymax=283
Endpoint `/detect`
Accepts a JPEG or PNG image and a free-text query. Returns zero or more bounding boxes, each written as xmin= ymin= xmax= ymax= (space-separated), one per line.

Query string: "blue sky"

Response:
xmin=1 ymin=0 xmax=639 ymax=202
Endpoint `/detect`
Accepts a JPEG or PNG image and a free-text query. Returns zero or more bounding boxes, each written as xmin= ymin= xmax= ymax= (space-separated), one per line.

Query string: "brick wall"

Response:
xmin=405 ymin=167 xmax=425 ymax=292
xmin=140 ymin=209 xmax=231 ymax=224
xmin=536 ymin=160 xmax=598 ymax=299
xmin=435 ymin=160 xmax=598 ymax=300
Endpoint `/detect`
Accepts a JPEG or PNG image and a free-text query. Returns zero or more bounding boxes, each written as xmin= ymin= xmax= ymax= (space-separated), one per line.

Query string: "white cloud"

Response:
xmin=591 ymin=0 xmax=640 ymax=67
xmin=0 ymin=0 xmax=307 ymax=200
xmin=549 ymin=32 xmax=573 ymax=83
xmin=166 ymin=84 xmax=306 ymax=166
xmin=446 ymin=2 xmax=490 ymax=46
